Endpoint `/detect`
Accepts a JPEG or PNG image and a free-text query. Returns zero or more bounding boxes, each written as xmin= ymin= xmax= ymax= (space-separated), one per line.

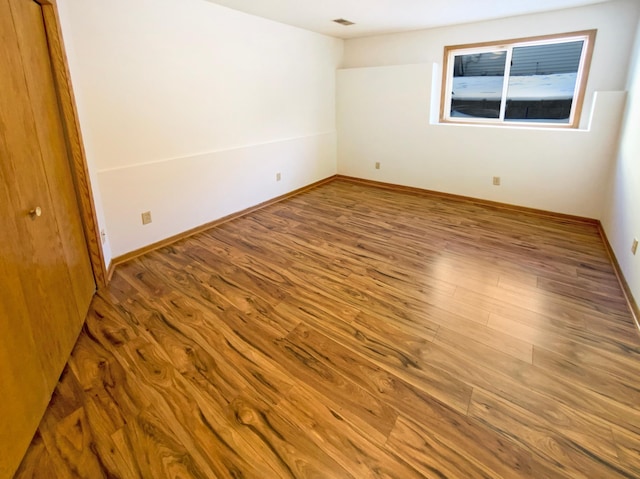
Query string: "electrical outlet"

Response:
xmin=141 ymin=211 xmax=152 ymax=225
xmin=375 ymin=162 xmax=380 ymax=170
xmin=632 ymin=238 xmax=638 ymax=255
xmin=493 ymin=176 xmax=501 ymax=186
xmin=276 ymin=172 xmax=281 ymax=182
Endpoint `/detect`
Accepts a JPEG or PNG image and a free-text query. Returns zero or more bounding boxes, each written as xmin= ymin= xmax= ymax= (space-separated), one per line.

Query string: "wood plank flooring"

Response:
xmin=14 ymin=178 xmax=640 ymax=478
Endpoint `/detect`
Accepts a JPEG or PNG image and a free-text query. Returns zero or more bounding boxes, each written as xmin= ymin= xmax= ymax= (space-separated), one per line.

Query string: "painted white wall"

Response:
xmin=57 ymin=0 xmax=342 ymax=257
xmin=602 ymin=17 xmax=640 ymax=308
xmin=56 ymin=0 xmax=113 ymax=267
xmin=338 ymin=65 xmax=625 ymax=218
xmin=337 ymin=0 xmax=639 ymax=219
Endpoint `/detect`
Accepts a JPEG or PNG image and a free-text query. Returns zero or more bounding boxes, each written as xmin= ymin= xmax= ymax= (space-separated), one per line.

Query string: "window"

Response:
xmin=440 ymin=30 xmax=596 ymax=128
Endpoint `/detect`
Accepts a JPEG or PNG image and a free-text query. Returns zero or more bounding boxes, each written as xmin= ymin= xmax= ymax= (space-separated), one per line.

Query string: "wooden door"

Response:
xmin=0 ymin=0 xmax=96 ymax=476
xmin=0 ymin=179 xmax=50 ymax=479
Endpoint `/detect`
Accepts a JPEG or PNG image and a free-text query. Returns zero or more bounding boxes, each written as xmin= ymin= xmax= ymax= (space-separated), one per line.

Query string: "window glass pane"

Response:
xmin=505 ymin=41 xmax=584 ymax=123
xmin=451 ymin=51 xmax=506 ymax=119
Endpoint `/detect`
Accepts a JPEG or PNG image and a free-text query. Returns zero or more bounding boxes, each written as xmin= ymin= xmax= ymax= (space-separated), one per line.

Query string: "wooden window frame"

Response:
xmin=439 ymin=30 xmax=597 ymax=128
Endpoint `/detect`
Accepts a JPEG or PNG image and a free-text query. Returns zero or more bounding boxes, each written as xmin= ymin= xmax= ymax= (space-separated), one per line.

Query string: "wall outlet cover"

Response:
xmin=141 ymin=211 xmax=152 ymax=225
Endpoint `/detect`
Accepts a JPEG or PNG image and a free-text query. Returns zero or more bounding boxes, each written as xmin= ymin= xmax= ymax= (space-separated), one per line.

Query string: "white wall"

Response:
xmin=56 ymin=0 xmax=113 ymax=267
xmin=338 ymin=0 xmax=640 ymax=219
xmin=602 ymin=17 xmax=640 ymax=308
xmin=58 ymin=0 xmax=342 ymax=257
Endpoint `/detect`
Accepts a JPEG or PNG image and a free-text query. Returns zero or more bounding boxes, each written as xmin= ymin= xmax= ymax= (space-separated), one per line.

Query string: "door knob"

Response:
xmin=29 ymin=206 xmax=42 ymax=217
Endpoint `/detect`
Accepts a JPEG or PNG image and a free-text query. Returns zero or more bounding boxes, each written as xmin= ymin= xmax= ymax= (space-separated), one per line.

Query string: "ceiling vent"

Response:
xmin=333 ymin=18 xmax=355 ymax=26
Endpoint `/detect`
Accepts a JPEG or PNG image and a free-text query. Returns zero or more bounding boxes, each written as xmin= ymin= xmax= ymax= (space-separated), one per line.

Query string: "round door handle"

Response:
xmin=29 ymin=206 xmax=42 ymax=217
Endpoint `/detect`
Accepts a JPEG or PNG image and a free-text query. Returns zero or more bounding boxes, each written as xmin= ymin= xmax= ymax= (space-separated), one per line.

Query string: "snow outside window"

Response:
xmin=440 ymin=30 xmax=596 ymax=128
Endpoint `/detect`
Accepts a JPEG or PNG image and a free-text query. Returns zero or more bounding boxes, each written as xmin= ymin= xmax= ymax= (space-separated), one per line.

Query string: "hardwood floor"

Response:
xmin=14 ymin=178 xmax=640 ymax=478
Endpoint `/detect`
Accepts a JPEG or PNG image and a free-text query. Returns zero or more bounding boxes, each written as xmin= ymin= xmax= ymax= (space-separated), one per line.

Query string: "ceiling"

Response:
xmin=205 ymin=0 xmax=612 ymax=39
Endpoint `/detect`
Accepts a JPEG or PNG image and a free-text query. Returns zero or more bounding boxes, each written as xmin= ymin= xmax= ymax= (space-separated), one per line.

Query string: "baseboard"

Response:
xmin=337 ymin=175 xmax=638 ymax=330
xmin=107 ymin=172 xmax=639 ymax=332
xmin=598 ymin=223 xmax=640 ymax=331
xmin=106 ymin=260 xmax=116 ymax=283
xmin=110 ymin=175 xmax=337 ymax=269
xmin=335 ymin=175 xmax=599 ymax=225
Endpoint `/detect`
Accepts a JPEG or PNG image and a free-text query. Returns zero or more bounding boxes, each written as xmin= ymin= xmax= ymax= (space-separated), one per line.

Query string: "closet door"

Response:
xmin=0 ymin=0 xmax=95 ymax=475
xmin=7 ymin=0 xmax=96 ymax=388
xmin=0 ymin=179 xmax=50 ymax=479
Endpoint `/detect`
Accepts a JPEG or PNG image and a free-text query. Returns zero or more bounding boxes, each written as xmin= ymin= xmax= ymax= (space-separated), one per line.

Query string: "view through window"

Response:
xmin=440 ymin=31 xmax=596 ymax=127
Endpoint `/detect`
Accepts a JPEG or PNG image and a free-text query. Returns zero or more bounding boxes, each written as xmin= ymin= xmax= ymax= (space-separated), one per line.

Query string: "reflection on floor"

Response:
xmin=16 ymin=178 xmax=640 ymax=478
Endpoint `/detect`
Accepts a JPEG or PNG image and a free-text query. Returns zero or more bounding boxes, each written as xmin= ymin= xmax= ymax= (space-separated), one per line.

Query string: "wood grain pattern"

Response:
xmin=110 ymin=175 xmax=337 ymax=266
xmin=1 ymin=0 xmax=95 ymax=476
xmin=0 ymin=173 xmax=49 ymax=479
xmin=599 ymin=223 xmax=640 ymax=330
xmin=15 ymin=178 xmax=640 ymax=478
xmin=11 ymin=0 xmax=95 ymax=316
xmin=40 ymin=0 xmax=107 ymax=288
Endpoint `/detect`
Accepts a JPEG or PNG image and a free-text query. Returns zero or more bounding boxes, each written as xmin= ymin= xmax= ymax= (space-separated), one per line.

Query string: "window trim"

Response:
xmin=439 ymin=30 xmax=597 ymax=128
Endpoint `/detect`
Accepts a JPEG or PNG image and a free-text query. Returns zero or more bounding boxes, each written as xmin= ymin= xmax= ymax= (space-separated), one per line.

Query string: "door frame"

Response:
xmin=36 ymin=0 xmax=107 ymax=288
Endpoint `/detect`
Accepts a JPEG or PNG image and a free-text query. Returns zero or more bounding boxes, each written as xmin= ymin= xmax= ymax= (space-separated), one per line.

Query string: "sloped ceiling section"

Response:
xmin=205 ymin=0 xmax=612 ymax=38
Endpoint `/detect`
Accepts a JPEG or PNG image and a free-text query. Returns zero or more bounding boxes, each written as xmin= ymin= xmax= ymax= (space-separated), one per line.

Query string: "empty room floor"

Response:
xmin=15 ymin=178 xmax=640 ymax=478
